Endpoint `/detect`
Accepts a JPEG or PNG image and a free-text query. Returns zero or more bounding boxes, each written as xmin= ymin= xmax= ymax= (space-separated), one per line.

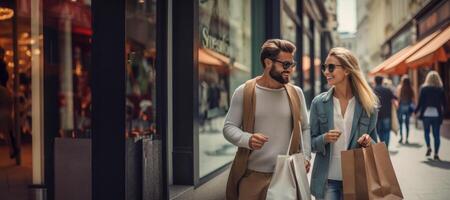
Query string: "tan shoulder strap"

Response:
xmin=242 ymin=77 xmax=258 ymax=133
xmin=284 ymin=83 xmax=303 ymax=154
xmin=226 ymin=77 xmax=259 ymax=200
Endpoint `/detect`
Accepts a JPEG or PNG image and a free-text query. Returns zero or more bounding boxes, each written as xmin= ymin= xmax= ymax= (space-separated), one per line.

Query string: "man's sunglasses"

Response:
xmin=271 ymin=59 xmax=297 ymax=70
xmin=321 ymin=63 xmax=343 ymax=73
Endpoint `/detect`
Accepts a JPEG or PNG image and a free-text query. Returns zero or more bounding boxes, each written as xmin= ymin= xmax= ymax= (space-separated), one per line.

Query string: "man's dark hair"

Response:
xmin=260 ymin=39 xmax=296 ymax=68
xmin=374 ymin=76 xmax=384 ymax=86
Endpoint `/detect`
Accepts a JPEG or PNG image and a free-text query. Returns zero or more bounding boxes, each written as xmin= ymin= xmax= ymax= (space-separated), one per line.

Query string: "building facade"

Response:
xmin=338 ymin=32 xmax=356 ymax=53
xmin=355 ymin=0 xmax=429 ymax=74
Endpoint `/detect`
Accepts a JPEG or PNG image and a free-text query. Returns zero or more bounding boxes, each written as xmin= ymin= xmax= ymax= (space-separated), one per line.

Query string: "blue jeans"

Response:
xmin=318 ymin=180 xmax=343 ymax=200
xmin=397 ymin=104 xmax=411 ymax=140
xmin=377 ymin=118 xmax=391 ymax=148
xmin=423 ymin=117 xmax=441 ymax=154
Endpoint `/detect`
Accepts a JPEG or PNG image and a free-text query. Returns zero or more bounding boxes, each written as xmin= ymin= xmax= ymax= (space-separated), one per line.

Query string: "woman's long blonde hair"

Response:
xmin=423 ymin=71 xmax=443 ymax=88
xmin=328 ymin=47 xmax=379 ymax=116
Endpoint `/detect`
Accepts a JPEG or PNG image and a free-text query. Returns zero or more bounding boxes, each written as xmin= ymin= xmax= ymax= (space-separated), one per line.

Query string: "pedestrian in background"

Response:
xmin=310 ymin=47 xmax=379 ymax=200
xmin=374 ymin=76 xmax=397 ymax=149
xmin=415 ymin=71 xmax=446 ymax=161
xmin=396 ymin=75 xmax=415 ymax=144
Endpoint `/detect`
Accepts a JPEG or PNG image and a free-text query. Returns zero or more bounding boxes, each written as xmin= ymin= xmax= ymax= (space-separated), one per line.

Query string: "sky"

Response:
xmin=337 ymin=0 xmax=357 ymax=33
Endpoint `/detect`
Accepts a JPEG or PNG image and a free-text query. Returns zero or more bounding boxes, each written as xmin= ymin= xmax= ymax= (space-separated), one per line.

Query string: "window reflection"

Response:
xmin=198 ymin=0 xmax=251 ymax=178
xmin=125 ymin=0 xmax=157 ymax=139
xmin=42 ymin=0 xmax=92 ymax=138
xmin=281 ymin=0 xmax=297 ymax=85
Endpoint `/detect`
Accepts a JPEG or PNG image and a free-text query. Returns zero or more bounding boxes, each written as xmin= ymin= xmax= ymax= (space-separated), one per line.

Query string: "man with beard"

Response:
xmin=223 ymin=39 xmax=311 ymax=200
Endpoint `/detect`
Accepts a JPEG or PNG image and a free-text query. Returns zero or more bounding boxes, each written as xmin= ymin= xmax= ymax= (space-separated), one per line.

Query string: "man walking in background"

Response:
xmin=374 ymin=76 xmax=397 ymax=149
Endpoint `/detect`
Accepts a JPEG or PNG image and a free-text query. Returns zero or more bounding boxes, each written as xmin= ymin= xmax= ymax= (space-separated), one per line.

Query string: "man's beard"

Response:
xmin=270 ymin=65 xmax=289 ymax=84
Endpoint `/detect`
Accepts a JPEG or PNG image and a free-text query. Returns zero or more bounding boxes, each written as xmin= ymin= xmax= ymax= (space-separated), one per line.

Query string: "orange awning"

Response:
xmin=369 ymin=46 xmax=412 ymax=75
xmin=199 ymin=48 xmax=251 ymax=73
xmin=405 ymin=25 xmax=450 ymax=68
xmin=381 ymin=29 xmax=441 ymax=75
xmin=199 ymin=48 xmax=226 ymax=66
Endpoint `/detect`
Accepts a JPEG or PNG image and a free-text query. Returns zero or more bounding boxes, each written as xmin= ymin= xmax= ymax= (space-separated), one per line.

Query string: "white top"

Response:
xmin=328 ymin=96 xmax=356 ymax=180
xmin=423 ymin=107 xmax=439 ymax=117
xmin=223 ymin=83 xmax=311 ymax=173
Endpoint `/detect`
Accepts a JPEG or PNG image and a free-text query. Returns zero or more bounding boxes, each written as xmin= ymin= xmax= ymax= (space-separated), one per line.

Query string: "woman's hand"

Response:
xmin=324 ymin=130 xmax=341 ymax=143
xmin=304 ymin=160 xmax=311 ymax=173
xmin=357 ymin=133 xmax=372 ymax=147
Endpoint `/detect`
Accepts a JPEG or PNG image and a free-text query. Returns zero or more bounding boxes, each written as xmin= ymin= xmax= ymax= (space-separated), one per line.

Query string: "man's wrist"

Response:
xmin=248 ymin=135 xmax=253 ymax=149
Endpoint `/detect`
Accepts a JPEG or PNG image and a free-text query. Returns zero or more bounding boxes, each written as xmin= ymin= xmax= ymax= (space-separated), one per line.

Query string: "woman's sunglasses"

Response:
xmin=271 ymin=59 xmax=297 ymax=70
xmin=321 ymin=64 xmax=343 ymax=73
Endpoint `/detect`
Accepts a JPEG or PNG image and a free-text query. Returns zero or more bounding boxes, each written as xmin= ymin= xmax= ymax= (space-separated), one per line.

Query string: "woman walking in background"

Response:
xmin=309 ymin=47 xmax=379 ymax=200
xmin=396 ymin=75 xmax=415 ymax=144
xmin=415 ymin=71 xmax=446 ymax=161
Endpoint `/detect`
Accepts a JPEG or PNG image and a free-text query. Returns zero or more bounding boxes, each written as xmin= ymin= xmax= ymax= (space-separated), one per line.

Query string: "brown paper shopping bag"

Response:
xmin=342 ymin=143 xmax=403 ymax=200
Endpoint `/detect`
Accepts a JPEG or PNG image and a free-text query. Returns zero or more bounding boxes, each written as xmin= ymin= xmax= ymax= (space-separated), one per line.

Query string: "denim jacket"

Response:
xmin=309 ymin=88 xmax=378 ymax=198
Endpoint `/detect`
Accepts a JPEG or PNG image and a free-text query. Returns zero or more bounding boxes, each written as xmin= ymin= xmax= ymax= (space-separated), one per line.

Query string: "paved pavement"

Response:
xmin=0 ymin=143 xmax=32 ymax=200
xmin=1 ymin=120 xmax=449 ymax=200
xmin=386 ymin=120 xmax=450 ymax=200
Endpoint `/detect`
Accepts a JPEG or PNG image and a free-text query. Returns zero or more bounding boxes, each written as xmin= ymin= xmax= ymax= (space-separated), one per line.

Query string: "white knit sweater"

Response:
xmin=223 ymin=83 xmax=311 ymax=173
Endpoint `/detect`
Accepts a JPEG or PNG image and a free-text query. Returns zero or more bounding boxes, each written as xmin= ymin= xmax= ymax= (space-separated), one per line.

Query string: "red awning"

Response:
xmin=405 ymin=25 xmax=450 ymax=68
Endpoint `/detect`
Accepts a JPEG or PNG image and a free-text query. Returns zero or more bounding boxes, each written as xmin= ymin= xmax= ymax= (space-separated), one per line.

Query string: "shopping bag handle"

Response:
xmin=286 ymin=122 xmax=304 ymax=155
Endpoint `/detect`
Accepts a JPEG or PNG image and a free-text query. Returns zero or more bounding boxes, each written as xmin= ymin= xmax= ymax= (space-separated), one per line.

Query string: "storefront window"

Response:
xmin=43 ymin=0 xmax=92 ymax=138
xmin=125 ymin=0 xmax=157 ymax=139
xmin=0 ymin=0 xmax=45 ymax=196
xmin=391 ymin=29 xmax=412 ymax=54
xmin=198 ymin=0 xmax=251 ymax=178
xmin=124 ymin=1 xmax=159 ymax=198
xmin=0 ymin=0 xmax=34 ymax=144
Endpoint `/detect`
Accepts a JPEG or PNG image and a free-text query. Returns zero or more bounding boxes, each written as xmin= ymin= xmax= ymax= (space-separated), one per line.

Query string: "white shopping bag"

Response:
xmin=266 ymin=122 xmax=311 ymax=200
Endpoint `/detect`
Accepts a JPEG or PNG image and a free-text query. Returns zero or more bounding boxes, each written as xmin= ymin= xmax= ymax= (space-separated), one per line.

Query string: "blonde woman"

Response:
xmin=415 ymin=71 xmax=446 ymax=161
xmin=309 ymin=47 xmax=379 ymax=200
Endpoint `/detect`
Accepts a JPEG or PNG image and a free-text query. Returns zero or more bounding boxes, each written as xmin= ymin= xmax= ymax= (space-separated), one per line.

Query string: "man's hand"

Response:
xmin=249 ymin=133 xmax=269 ymax=150
xmin=357 ymin=133 xmax=372 ymax=147
xmin=304 ymin=160 xmax=311 ymax=173
xmin=324 ymin=130 xmax=342 ymax=143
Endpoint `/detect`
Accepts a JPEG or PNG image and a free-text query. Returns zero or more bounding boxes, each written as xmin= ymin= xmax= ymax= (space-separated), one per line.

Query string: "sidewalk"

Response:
xmin=387 ymin=120 xmax=450 ymax=200
xmin=0 ymin=143 xmax=32 ymax=200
